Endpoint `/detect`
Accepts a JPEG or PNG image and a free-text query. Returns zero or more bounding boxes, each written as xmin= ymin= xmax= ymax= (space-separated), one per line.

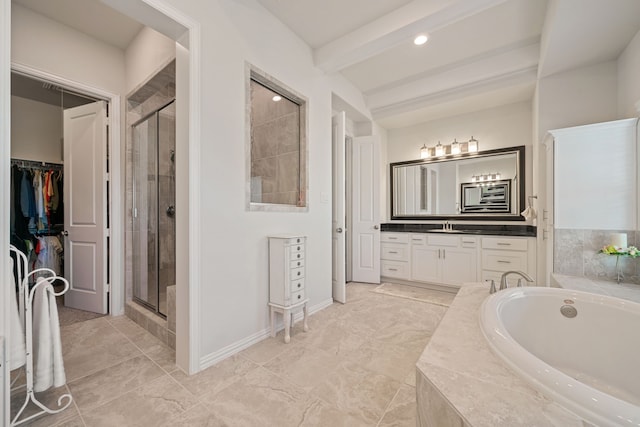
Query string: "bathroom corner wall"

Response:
xmin=554 ymin=229 xmax=639 ymax=284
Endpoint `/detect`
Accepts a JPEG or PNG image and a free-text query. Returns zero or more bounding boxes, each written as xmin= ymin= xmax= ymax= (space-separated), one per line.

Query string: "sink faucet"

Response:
xmin=442 ymin=221 xmax=453 ymax=231
xmin=499 ymin=271 xmax=534 ymax=291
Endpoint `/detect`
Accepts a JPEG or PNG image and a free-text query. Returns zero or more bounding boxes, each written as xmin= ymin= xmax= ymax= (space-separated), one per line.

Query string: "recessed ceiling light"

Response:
xmin=272 ymin=95 xmax=282 ymax=102
xmin=414 ymin=34 xmax=428 ymax=46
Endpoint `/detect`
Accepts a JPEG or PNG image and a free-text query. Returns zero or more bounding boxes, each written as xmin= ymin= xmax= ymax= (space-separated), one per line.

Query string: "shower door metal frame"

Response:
xmin=132 ymin=99 xmax=176 ymax=318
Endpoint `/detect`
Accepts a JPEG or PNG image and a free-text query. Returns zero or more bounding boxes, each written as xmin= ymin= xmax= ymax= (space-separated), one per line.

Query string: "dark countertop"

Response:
xmin=380 ymin=223 xmax=536 ymax=237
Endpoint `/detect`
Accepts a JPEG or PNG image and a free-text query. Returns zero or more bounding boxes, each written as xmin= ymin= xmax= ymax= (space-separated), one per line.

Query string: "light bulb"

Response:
xmin=420 ymin=144 xmax=429 ymax=159
xmin=468 ymin=136 xmax=478 ymax=152
xmin=451 ymin=139 xmax=460 ymax=155
xmin=435 ymin=141 xmax=444 ymax=156
xmin=414 ymin=34 xmax=428 ymax=46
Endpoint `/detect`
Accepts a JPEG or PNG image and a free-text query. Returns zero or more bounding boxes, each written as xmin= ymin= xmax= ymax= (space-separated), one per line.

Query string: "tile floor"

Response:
xmin=10 ymin=282 xmax=453 ymax=426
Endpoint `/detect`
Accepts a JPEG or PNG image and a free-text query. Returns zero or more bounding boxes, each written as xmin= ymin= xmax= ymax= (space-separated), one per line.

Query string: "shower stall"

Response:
xmin=132 ymin=100 xmax=176 ymax=317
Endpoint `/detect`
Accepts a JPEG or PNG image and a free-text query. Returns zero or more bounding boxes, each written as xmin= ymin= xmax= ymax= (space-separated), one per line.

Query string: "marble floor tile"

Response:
xmin=144 ymin=342 xmax=178 ymax=373
xmin=68 ymin=354 xmax=165 ymax=411
xmin=171 ymin=354 xmax=258 ymax=396
xmin=298 ymin=398 xmax=371 ymax=427
xmin=199 ymin=366 xmax=314 ymax=426
xmin=311 ymin=361 xmax=401 ymax=424
xmin=238 ymin=334 xmax=296 ymax=364
xmin=10 ymin=384 xmax=78 ymax=427
xmin=347 ymin=338 xmax=422 ymax=382
xmin=81 ymin=375 xmax=198 ymax=427
xmin=378 ymin=384 xmax=417 ymax=427
xmin=158 ymin=404 xmax=226 ymax=427
xmin=262 ymin=345 xmax=342 ymax=391
xmin=61 ymin=317 xmax=142 ymax=382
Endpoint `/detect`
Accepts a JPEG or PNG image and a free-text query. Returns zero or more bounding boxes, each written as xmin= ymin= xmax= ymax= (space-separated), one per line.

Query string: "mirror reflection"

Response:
xmin=391 ymin=146 xmax=524 ymax=220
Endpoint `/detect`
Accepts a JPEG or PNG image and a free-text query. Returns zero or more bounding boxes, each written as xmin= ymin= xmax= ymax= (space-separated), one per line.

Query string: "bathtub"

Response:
xmin=480 ymin=287 xmax=640 ymax=427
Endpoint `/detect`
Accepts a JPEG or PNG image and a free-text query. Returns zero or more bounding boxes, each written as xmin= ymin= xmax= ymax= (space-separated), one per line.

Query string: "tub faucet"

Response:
xmin=499 ymin=271 xmax=534 ymax=291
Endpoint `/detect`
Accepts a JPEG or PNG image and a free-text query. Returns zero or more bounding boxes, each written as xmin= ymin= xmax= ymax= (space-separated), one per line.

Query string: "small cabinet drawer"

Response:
xmin=291 ymin=289 xmax=305 ymax=303
xmin=482 ymin=237 xmax=527 ymax=251
xmin=290 ymin=267 xmax=305 ymax=280
xmin=410 ymin=234 xmax=426 ymax=245
xmin=290 ymin=279 xmax=304 ymax=292
xmin=381 ymin=232 xmax=409 ymax=243
xmin=290 ymin=259 xmax=304 ymax=269
xmin=381 ymin=243 xmax=409 ymax=261
xmin=285 ymin=237 xmax=304 ymax=245
xmin=289 ymin=247 xmax=305 ymax=261
xmin=482 ymin=251 xmax=527 ymax=271
xmin=381 ymin=260 xmax=409 ymax=279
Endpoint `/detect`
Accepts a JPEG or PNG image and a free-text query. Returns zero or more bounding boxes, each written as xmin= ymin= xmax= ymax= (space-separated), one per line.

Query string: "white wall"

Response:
xmin=537 ymin=60 xmax=618 ymax=137
xmin=618 ymin=29 xmax=640 ymax=118
xmin=11 ymin=4 xmax=125 ymax=96
xmin=10 ymin=96 xmax=62 ymax=163
xmin=158 ymin=0 xmax=373 ymax=363
xmin=386 ymin=101 xmax=533 ymax=221
xmin=125 ymin=26 xmax=175 ymax=94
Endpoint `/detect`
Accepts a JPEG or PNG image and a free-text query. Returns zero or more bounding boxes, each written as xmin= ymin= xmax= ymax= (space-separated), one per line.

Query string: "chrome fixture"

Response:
xmin=489 ymin=279 xmax=497 ymax=294
xmin=418 ymin=137 xmax=479 ymax=159
xmin=442 ymin=221 xmax=453 ymax=231
xmin=420 ymin=144 xmax=429 ymax=159
xmin=499 ymin=271 xmax=534 ymax=291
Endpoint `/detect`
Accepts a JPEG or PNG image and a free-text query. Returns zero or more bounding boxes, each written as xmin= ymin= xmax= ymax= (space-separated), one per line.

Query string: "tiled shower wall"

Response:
xmin=250 ymin=80 xmax=301 ymax=205
xmin=554 ymin=229 xmax=640 ymax=284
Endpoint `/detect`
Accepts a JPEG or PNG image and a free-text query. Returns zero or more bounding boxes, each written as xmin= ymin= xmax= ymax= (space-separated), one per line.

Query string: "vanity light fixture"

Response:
xmin=414 ymin=34 xmax=428 ymax=46
xmin=451 ymin=139 xmax=460 ymax=155
xmin=272 ymin=95 xmax=282 ymax=102
xmin=468 ymin=136 xmax=479 ymax=152
xmin=420 ymin=144 xmax=430 ymax=159
xmin=435 ymin=141 xmax=445 ymax=156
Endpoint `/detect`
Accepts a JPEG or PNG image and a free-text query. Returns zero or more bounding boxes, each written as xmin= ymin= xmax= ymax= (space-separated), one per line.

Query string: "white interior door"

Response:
xmin=331 ymin=112 xmax=346 ymax=303
xmin=63 ymin=101 xmax=108 ymax=314
xmin=351 ymin=135 xmax=380 ymax=283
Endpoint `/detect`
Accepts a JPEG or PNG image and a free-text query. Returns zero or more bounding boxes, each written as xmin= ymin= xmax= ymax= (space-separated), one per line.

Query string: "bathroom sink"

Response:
xmin=428 ymin=229 xmax=459 ymax=233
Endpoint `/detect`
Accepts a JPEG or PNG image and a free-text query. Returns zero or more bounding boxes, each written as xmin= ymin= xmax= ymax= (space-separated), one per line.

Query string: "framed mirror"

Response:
xmin=390 ymin=146 xmax=525 ymax=220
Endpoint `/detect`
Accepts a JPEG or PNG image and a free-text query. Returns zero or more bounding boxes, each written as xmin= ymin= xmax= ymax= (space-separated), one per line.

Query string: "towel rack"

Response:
xmin=9 ymin=245 xmax=73 ymax=426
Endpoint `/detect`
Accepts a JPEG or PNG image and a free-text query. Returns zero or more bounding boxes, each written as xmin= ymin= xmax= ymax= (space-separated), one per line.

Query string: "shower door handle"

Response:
xmin=166 ymin=205 xmax=175 ymax=217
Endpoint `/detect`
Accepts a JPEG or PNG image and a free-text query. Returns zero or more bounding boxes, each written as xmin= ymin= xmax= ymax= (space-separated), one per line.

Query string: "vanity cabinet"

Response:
xmin=380 ymin=231 xmax=536 ymax=289
xmin=268 ymin=235 xmax=309 ymax=343
xmin=481 ymin=236 xmax=535 ymax=284
xmin=381 ymin=232 xmax=410 ymax=279
xmin=411 ymin=234 xmax=477 ymax=285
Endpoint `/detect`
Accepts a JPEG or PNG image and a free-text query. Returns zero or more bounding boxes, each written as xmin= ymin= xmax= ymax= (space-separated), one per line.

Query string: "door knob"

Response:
xmin=373 ymin=225 xmax=379 ymax=230
xmin=61 ymin=230 xmax=69 ymax=236
xmin=336 ymin=227 xmax=343 ymax=233
xmin=166 ymin=205 xmax=175 ymax=217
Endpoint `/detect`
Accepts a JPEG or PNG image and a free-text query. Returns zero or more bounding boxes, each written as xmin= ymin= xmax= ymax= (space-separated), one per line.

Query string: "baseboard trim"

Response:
xmin=199 ymin=298 xmax=334 ymax=370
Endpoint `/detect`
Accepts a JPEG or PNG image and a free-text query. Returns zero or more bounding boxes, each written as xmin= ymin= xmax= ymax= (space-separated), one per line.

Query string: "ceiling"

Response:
xmin=11 ymin=0 xmax=640 ymax=129
xmin=258 ymin=0 xmax=640 ymax=128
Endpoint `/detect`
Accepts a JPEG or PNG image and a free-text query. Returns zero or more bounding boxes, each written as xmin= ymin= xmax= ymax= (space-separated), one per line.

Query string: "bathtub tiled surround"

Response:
xmin=417 ymin=283 xmax=585 ymax=426
xmin=552 ymin=273 xmax=640 ymax=303
xmin=554 ymin=228 xmax=640 ymax=284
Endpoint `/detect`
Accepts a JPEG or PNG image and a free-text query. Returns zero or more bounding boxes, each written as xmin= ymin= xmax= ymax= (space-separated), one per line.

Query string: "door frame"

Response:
xmin=11 ymin=64 xmax=123 ymax=317
xmin=2 ymin=5 xmax=202 ymax=424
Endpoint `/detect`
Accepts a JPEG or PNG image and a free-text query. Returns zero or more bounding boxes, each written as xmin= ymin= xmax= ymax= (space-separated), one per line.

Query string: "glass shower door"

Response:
xmin=132 ymin=101 xmax=176 ymax=317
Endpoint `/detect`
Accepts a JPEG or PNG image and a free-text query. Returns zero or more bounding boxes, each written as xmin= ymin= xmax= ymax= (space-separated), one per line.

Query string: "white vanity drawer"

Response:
xmin=461 ymin=236 xmax=478 ymax=248
xmin=290 ymin=279 xmax=304 ymax=293
xmin=410 ymin=234 xmax=426 ymax=244
xmin=482 ymin=237 xmax=527 ymax=251
xmin=381 ymin=232 xmax=409 ymax=243
xmin=381 ymin=260 xmax=409 ymax=279
xmin=381 ymin=243 xmax=409 ymax=261
xmin=482 ymin=251 xmax=527 ymax=272
xmin=290 ymin=267 xmax=305 ymax=280
xmin=427 ymin=234 xmax=459 ymax=247
xmin=290 ymin=259 xmax=304 ymax=269
xmin=285 ymin=237 xmax=304 ymax=245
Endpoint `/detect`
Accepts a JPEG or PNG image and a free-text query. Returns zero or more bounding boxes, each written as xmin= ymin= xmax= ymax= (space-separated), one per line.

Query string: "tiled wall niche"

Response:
xmin=554 ymin=228 xmax=640 ymax=284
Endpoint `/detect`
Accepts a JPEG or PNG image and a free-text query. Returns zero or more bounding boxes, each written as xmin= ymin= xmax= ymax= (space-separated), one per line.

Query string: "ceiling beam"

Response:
xmin=314 ymin=0 xmax=510 ymax=73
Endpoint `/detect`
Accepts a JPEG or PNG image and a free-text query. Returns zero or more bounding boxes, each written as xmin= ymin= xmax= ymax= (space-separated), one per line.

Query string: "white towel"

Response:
xmin=33 ymin=277 xmax=66 ymax=392
xmin=9 ymin=258 xmax=26 ymax=370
